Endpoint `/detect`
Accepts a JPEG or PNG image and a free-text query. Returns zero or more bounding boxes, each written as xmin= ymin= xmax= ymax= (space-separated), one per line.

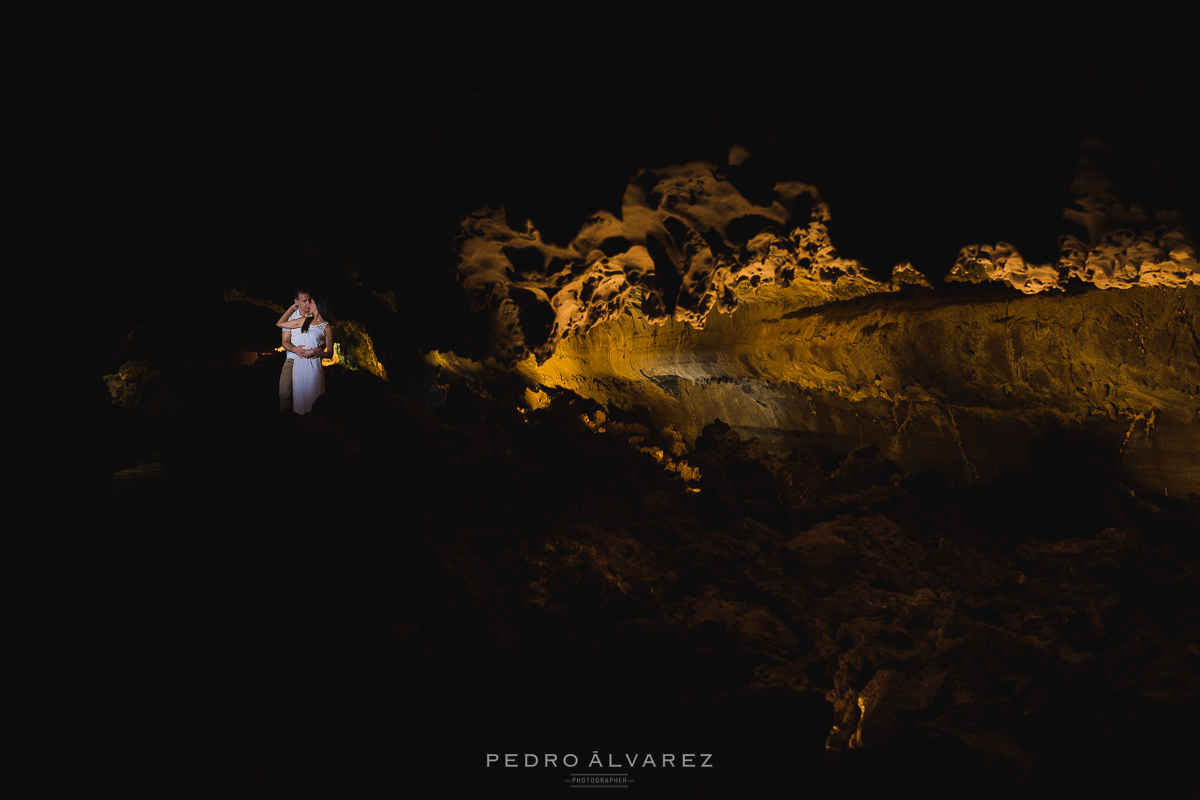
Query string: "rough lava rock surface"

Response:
xmin=457 ymin=153 xmax=926 ymax=366
xmin=455 ymin=143 xmax=1200 ymax=497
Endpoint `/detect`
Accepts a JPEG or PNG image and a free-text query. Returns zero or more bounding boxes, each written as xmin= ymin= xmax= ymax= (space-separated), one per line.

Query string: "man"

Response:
xmin=279 ymin=288 xmax=316 ymax=411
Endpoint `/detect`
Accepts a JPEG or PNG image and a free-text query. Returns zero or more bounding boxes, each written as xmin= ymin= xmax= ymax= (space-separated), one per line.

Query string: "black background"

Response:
xmin=8 ymin=13 xmax=1198 ymax=797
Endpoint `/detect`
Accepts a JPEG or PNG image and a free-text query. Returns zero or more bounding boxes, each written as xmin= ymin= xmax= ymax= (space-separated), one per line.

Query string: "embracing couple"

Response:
xmin=277 ymin=288 xmax=334 ymax=414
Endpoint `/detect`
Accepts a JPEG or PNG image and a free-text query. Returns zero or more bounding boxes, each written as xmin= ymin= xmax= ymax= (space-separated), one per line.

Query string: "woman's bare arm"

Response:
xmin=277 ymin=315 xmax=313 ymax=329
xmin=276 ymin=304 xmax=314 ymax=329
xmin=276 ymin=303 xmax=297 ymax=328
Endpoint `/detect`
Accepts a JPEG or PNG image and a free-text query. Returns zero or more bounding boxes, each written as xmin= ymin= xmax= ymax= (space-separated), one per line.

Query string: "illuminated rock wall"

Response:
xmin=456 ymin=160 xmax=917 ymax=366
xmin=529 ymin=282 xmax=1200 ymax=496
xmin=457 ymin=144 xmax=1200 ymax=496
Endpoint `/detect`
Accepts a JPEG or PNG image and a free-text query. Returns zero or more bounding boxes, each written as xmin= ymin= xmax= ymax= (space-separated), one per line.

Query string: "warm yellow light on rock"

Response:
xmin=523 ymin=387 xmax=551 ymax=411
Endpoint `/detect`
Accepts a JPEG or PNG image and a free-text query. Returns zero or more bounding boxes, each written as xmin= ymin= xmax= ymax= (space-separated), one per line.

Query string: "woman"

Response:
xmin=276 ymin=296 xmax=333 ymax=414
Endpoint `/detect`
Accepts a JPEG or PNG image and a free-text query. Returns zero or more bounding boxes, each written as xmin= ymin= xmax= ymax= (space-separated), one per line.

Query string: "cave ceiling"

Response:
xmin=444 ymin=41 xmax=1199 ymax=497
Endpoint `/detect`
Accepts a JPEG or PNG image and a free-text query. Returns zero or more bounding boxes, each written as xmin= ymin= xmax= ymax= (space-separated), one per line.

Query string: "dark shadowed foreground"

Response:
xmin=32 ymin=346 xmax=1197 ymax=798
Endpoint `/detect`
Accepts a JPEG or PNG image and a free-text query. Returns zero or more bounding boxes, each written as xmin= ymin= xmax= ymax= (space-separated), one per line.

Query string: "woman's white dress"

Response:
xmin=291 ymin=321 xmax=327 ymax=414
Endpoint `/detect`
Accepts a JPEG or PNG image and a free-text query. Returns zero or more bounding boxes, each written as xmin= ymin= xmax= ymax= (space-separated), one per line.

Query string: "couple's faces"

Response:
xmin=296 ymin=293 xmax=313 ymax=316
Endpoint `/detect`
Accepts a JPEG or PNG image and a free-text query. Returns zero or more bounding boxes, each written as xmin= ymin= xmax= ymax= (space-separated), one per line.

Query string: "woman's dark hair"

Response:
xmin=300 ymin=296 xmax=329 ymax=334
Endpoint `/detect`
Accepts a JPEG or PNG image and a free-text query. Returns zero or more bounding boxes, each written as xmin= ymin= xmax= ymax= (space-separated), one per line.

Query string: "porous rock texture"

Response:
xmin=949 ymin=137 xmax=1199 ymax=293
xmin=457 ymin=156 xmax=928 ymax=367
xmin=457 ymin=144 xmax=1200 ymax=497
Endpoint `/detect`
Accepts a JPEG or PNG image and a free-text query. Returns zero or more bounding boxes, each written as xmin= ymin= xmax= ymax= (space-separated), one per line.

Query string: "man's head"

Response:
xmin=294 ymin=288 xmax=314 ymax=316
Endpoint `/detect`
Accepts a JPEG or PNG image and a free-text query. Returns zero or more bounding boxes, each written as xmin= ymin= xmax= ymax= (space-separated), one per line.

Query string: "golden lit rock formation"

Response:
xmin=457 ymin=142 xmax=1199 ymax=367
xmin=457 ymin=153 xmax=923 ymax=367
xmin=949 ymin=138 xmax=1199 ymax=293
xmin=527 ymin=283 xmax=1199 ymax=496
xmin=456 ymin=144 xmax=1200 ymax=496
